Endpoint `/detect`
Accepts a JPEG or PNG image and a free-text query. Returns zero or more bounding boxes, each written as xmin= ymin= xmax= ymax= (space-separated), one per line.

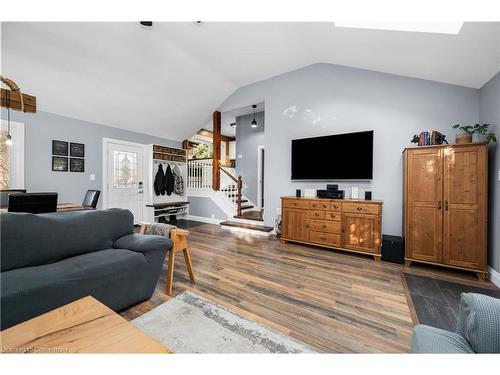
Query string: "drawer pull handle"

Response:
xmin=312 ymin=204 xmax=317 ymax=207
xmin=334 ymin=205 xmax=339 ymax=209
xmin=321 ymin=236 xmax=327 ymax=240
xmin=322 ymin=204 xmax=328 ymax=208
xmin=357 ymin=207 xmax=362 ymax=211
xmin=322 ymin=224 xmax=327 ymax=228
xmin=315 ymin=213 xmax=319 ymax=217
xmin=293 ymin=202 xmax=298 ymax=206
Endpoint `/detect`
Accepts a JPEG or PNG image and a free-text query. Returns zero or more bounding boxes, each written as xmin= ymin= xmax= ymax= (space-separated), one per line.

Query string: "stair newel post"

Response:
xmin=237 ymin=175 xmax=243 ymax=217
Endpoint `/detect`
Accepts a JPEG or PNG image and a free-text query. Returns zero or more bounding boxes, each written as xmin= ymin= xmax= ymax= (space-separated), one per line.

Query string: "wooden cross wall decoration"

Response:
xmin=0 ymin=75 xmax=37 ymax=113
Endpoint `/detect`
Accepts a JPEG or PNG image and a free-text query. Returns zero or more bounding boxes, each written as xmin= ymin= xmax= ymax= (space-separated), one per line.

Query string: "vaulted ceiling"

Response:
xmin=2 ymin=22 xmax=499 ymax=141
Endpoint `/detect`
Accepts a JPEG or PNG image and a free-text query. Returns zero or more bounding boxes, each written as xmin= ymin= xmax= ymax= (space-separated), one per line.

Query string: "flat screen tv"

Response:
xmin=291 ymin=130 xmax=373 ymax=180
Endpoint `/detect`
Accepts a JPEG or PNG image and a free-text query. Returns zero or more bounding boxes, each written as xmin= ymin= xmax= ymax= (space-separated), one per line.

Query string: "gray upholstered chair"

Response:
xmin=139 ymin=222 xmax=195 ymax=296
xmin=411 ymin=293 xmax=500 ymax=353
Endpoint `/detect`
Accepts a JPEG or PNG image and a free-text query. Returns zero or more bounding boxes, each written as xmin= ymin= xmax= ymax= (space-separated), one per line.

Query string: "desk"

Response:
xmin=0 ymin=203 xmax=90 ymax=213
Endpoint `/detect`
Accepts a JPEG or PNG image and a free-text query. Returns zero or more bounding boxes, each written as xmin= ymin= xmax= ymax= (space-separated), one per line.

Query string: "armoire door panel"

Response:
xmin=407 ymin=206 xmax=443 ymax=263
xmin=443 ymin=145 xmax=487 ymax=270
xmin=405 ymin=148 xmax=443 ymax=263
xmin=444 ymin=208 xmax=484 ymax=269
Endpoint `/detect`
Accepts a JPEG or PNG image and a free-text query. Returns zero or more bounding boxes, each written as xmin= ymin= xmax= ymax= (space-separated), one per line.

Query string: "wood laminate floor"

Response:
xmin=122 ymin=220 xmax=498 ymax=353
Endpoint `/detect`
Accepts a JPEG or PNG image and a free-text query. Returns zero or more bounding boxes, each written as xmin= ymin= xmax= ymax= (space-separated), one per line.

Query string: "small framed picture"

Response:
xmin=70 ymin=158 xmax=85 ymax=172
xmin=52 ymin=156 xmax=68 ymax=171
xmin=52 ymin=140 xmax=69 ymax=156
xmin=70 ymin=142 xmax=85 ymax=157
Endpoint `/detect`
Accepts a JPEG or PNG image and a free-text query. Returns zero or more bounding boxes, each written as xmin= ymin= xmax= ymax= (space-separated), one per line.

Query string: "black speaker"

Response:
xmin=381 ymin=235 xmax=404 ymax=264
xmin=365 ymin=191 xmax=372 ymax=200
xmin=296 ymin=189 xmax=301 ymax=197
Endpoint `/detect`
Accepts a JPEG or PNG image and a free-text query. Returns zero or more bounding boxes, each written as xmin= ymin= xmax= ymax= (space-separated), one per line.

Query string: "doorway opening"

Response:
xmin=257 ymin=145 xmax=265 ymax=210
xmin=103 ymin=138 xmax=145 ymax=224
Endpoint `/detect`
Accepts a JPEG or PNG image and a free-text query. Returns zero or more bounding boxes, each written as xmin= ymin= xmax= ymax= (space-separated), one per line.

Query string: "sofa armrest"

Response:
xmin=410 ymin=325 xmax=474 ymax=353
xmin=113 ymin=233 xmax=172 ymax=263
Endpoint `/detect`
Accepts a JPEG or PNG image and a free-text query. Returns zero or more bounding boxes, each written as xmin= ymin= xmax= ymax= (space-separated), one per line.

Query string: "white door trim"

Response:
xmin=256 ymin=144 xmax=264 ymax=210
xmin=102 ymin=138 xmax=148 ymax=219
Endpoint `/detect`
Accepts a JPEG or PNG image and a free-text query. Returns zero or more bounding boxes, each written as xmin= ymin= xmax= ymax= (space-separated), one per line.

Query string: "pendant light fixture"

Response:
xmin=5 ymin=89 xmax=13 ymax=146
xmin=251 ymin=104 xmax=258 ymax=128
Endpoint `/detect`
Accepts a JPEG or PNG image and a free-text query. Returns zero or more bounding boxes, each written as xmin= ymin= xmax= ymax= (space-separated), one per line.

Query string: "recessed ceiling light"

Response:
xmin=334 ymin=22 xmax=463 ymax=35
xmin=194 ymin=21 xmax=204 ymax=26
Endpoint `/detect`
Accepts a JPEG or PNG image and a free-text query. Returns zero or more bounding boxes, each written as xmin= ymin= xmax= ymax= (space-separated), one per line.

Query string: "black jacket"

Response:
xmin=165 ymin=164 xmax=175 ymax=196
xmin=154 ymin=164 xmax=166 ymax=195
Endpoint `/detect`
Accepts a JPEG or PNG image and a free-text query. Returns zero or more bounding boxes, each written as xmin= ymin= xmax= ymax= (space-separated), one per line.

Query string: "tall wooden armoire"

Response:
xmin=403 ymin=142 xmax=488 ymax=280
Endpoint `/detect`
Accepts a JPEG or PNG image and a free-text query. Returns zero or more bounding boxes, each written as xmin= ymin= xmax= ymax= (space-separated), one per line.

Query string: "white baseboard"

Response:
xmin=488 ymin=266 xmax=500 ymax=288
xmin=185 ymin=214 xmax=223 ymax=225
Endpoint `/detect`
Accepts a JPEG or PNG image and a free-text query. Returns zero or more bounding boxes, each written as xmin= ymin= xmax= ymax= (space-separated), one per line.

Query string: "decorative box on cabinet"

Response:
xmin=280 ymin=197 xmax=383 ymax=260
xmin=403 ymin=143 xmax=488 ymax=280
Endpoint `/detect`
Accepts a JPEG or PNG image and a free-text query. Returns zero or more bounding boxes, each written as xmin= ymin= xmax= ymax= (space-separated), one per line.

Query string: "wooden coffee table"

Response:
xmin=0 ymin=296 xmax=170 ymax=353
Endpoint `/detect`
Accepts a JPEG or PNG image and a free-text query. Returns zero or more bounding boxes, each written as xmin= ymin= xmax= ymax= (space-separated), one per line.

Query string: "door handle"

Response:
xmin=437 ymin=201 xmax=442 ymax=210
xmin=445 ymin=201 xmax=448 ymax=211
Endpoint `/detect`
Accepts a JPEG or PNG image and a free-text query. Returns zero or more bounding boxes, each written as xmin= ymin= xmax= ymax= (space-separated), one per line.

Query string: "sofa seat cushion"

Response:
xmin=410 ymin=325 xmax=474 ymax=353
xmin=1 ymin=248 xmax=153 ymax=330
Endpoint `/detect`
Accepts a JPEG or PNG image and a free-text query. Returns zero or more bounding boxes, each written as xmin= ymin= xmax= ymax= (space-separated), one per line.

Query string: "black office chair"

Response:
xmin=0 ymin=189 xmax=27 ymax=208
xmin=8 ymin=192 xmax=58 ymax=214
xmin=82 ymin=190 xmax=100 ymax=209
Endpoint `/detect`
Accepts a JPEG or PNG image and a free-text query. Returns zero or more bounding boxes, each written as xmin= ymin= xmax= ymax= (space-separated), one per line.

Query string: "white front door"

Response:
xmin=106 ymin=142 xmax=144 ymax=223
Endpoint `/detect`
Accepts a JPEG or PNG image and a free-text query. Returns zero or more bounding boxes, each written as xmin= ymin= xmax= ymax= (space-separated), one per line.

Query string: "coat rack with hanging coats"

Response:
xmin=145 ymin=144 xmax=189 ymax=224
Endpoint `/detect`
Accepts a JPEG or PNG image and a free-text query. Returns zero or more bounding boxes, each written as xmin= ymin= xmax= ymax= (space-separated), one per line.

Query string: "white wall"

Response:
xmin=219 ymin=63 xmax=479 ymax=235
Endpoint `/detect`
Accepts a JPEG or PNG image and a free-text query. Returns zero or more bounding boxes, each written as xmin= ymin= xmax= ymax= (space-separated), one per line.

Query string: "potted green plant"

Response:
xmin=452 ymin=124 xmax=497 ymax=144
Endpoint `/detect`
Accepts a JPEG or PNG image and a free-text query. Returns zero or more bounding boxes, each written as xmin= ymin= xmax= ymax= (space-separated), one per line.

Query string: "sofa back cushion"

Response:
xmin=1 ymin=208 xmax=134 ymax=272
xmin=456 ymin=293 xmax=500 ymax=353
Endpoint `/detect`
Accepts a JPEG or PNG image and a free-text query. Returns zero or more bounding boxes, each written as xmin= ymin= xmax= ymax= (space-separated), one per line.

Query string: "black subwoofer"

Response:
xmin=381 ymin=235 xmax=404 ymax=264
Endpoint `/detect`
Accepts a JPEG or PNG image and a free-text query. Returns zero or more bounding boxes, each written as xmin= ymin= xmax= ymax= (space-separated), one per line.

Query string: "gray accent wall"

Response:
xmin=479 ymin=72 xmax=500 ymax=273
xmin=235 ymin=111 xmax=265 ymax=205
xmin=219 ymin=63 xmax=480 ymax=237
xmin=1 ymin=110 xmax=180 ymax=208
xmin=188 ymin=196 xmax=227 ymax=220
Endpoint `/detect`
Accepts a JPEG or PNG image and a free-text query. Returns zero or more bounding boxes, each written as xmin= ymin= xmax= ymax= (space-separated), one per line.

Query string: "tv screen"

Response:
xmin=291 ymin=130 xmax=373 ymax=180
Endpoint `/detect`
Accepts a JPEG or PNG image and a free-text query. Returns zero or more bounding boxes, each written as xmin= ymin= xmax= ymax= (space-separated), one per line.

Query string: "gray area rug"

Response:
xmin=132 ymin=291 xmax=317 ymax=353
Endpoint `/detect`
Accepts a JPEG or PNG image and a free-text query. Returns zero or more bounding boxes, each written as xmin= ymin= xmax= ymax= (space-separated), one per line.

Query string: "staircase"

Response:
xmin=187 ymin=159 xmax=273 ymax=236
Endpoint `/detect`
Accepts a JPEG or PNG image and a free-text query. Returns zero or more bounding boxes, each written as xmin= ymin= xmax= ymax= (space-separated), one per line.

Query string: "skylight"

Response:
xmin=334 ymin=22 xmax=464 ymax=35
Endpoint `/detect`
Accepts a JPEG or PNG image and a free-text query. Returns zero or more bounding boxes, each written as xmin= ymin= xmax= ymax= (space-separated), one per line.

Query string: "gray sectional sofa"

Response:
xmin=411 ymin=293 xmax=500 ymax=353
xmin=0 ymin=209 xmax=171 ymax=330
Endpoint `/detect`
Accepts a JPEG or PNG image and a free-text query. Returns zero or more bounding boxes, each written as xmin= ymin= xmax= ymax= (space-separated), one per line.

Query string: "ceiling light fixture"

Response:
xmin=251 ymin=105 xmax=258 ymax=128
xmin=334 ymin=21 xmax=464 ymax=35
xmin=5 ymin=90 xmax=13 ymax=146
xmin=194 ymin=21 xmax=204 ymax=26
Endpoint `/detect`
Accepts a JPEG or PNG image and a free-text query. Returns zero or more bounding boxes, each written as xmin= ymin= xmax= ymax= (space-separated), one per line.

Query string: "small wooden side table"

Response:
xmin=0 ymin=296 xmax=170 ymax=353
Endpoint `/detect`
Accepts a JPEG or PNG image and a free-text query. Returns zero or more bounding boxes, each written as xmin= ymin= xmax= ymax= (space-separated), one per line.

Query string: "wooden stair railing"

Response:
xmin=218 ymin=165 xmax=243 ymax=217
